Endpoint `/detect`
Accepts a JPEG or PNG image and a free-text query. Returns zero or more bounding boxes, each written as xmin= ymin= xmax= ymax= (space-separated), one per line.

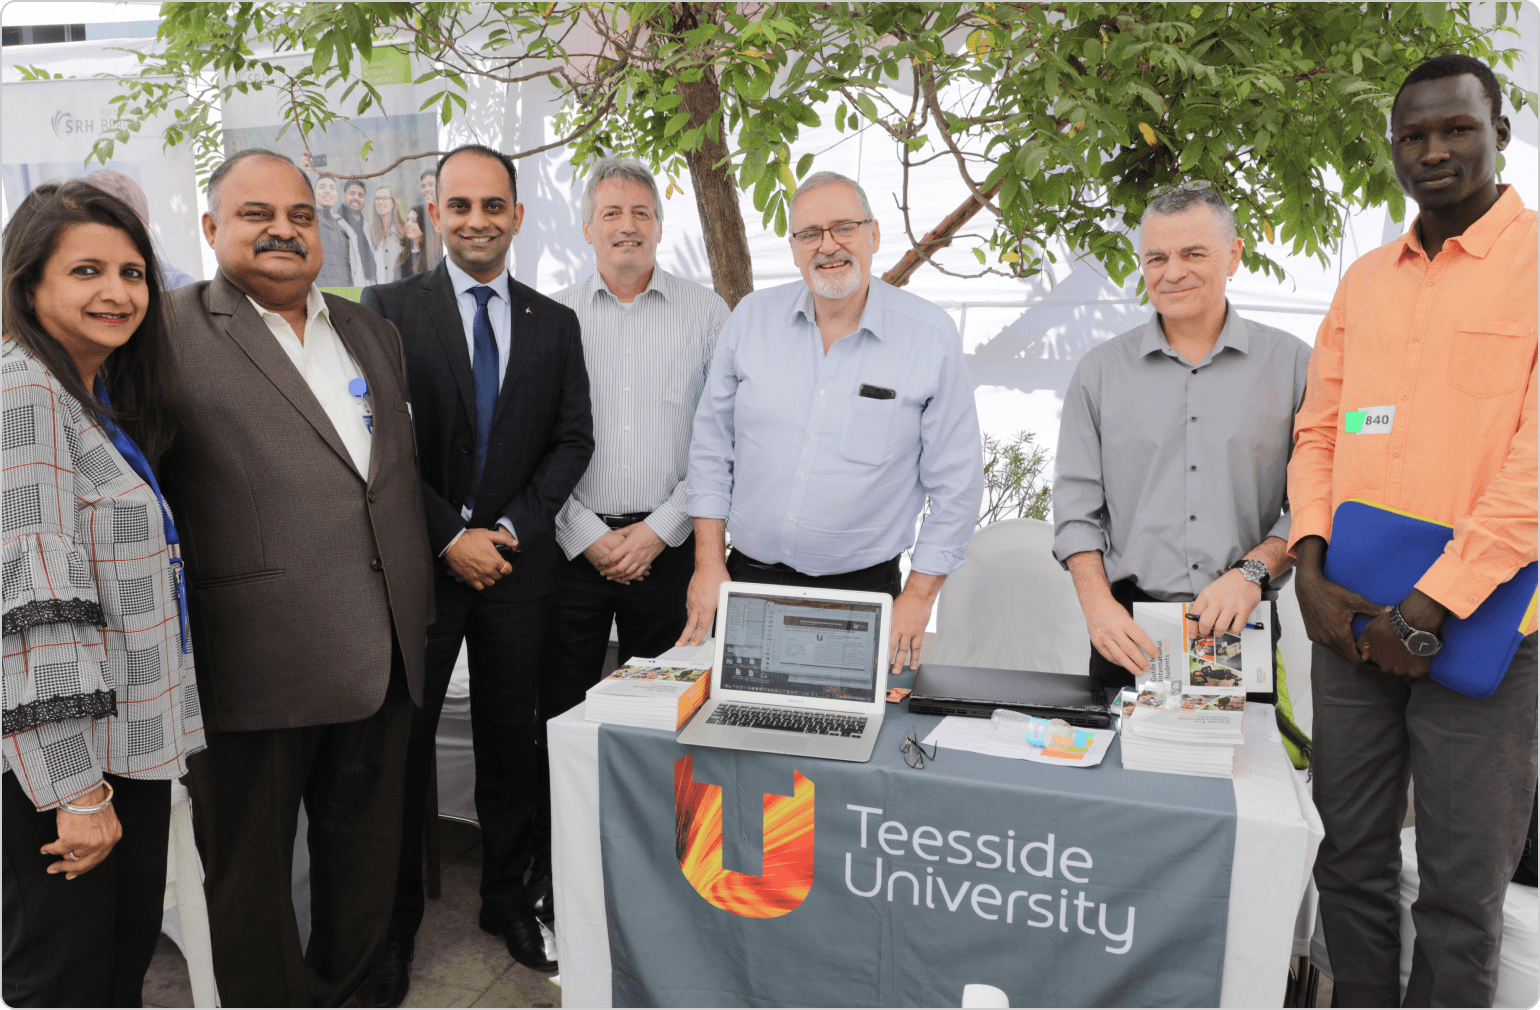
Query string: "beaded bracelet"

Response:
xmin=60 ymin=780 xmax=114 ymax=815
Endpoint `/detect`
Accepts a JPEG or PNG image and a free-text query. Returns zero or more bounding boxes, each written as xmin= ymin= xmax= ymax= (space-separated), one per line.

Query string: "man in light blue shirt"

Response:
xmin=679 ymin=171 xmax=984 ymax=672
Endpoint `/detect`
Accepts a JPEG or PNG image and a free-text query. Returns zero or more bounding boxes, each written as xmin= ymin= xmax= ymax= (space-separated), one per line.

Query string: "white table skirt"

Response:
xmin=550 ymin=665 xmax=1323 ymax=1009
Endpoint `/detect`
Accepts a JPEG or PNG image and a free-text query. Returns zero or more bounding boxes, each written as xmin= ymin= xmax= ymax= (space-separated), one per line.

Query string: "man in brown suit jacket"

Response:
xmin=160 ymin=149 xmax=432 ymax=1007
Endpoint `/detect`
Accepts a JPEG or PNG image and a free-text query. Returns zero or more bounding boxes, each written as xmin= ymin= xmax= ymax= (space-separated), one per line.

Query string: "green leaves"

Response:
xmin=99 ymin=0 xmax=1529 ymax=295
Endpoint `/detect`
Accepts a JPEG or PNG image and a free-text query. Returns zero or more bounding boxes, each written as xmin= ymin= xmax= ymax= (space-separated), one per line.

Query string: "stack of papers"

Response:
xmin=922 ymin=716 xmax=1116 ymax=768
xmin=1119 ymin=725 xmax=1237 ymax=778
xmin=1119 ymin=602 xmax=1252 ymax=779
xmin=585 ymin=657 xmax=710 ymax=731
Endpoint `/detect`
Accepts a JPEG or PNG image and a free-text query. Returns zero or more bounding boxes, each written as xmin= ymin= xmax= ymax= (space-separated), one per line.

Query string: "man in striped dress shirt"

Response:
xmin=543 ymin=159 xmax=730 ymax=732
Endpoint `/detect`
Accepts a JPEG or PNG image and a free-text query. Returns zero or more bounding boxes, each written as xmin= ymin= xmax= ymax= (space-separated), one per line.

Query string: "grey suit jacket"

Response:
xmin=161 ymin=272 xmax=432 ymax=732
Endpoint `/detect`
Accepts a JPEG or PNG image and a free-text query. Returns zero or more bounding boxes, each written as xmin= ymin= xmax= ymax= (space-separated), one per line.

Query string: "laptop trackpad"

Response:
xmin=746 ymin=732 xmax=812 ymax=754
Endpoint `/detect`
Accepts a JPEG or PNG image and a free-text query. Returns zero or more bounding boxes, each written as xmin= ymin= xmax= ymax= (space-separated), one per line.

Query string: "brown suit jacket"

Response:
xmin=161 ymin=272 xmax=432 ymax=732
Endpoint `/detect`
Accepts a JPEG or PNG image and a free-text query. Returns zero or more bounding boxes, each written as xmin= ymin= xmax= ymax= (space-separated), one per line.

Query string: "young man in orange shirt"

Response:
xmin=1288 ymin=55 xmax=1537 ymax=1007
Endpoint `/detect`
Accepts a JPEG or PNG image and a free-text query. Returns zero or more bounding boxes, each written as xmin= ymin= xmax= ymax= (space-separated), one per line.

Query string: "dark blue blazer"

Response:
xmin=362 ymin=261 xmax=594 ymax=602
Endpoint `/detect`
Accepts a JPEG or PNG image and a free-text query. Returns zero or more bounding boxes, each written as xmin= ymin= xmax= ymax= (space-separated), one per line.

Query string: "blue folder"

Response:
xmin=1322 ymin=499 xmax=1538 ymax=697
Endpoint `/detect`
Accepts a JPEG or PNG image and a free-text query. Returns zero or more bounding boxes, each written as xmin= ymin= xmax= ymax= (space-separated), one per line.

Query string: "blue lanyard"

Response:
xmin=95 ymin=383 xmax=190 ymax=654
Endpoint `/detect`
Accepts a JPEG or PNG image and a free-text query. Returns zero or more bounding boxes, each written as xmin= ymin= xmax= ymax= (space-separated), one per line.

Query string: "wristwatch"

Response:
xmin=1227 ymin=558 xmax=1271 ymax=595
xmin=1388 ymin=606 xmax=1443 ymax=657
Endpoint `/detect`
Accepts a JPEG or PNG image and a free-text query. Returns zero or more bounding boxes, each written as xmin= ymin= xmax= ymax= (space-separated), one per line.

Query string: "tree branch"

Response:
xmin=881 ymin=178 xmax=1005 ymax=287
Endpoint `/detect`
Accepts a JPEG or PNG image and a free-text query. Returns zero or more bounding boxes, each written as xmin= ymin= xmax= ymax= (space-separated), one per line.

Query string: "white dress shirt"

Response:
xmin=444 ymin=257 xmax=516 ymax=545
xmin=551 ymin=267 xmax=729 ymax=559
xmin=248 ymin=286 xmax=372 ymax=475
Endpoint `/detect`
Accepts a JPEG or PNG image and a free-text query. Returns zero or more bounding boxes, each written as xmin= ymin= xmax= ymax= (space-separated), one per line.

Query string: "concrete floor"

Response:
xmin=142 ymin=820 xmax=562 ymax=1008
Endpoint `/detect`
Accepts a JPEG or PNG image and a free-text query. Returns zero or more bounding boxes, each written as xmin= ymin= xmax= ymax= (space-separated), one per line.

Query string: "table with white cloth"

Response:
xmin=550 ymin=646 xmax=1323 ymax=1008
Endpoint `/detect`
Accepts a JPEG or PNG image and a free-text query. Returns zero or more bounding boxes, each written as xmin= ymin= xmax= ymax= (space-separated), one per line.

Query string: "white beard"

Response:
xmin=808 ymin=256 xmax=862 ymax=299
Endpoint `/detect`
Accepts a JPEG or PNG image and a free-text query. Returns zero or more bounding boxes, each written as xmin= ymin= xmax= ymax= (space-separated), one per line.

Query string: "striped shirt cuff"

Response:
xmin=644 ymin=501 xmax=694 ymax=549
xmin=556 ymin=508 xmax=612 ymax=561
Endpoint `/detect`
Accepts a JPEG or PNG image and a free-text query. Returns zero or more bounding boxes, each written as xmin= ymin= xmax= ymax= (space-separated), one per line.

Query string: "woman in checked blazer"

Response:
xmin=1 ymin=180 xmax=204 ymax=1007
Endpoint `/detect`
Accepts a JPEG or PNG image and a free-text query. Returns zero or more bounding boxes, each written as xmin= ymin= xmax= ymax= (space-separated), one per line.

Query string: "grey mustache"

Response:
xmin=254 ymin=236 xmax=308 ymax=256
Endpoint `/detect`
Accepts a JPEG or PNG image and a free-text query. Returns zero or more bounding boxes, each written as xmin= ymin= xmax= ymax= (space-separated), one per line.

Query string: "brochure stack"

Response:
xmin=1118 ymin=602 xmax=1254 ymax=779
xmin=584 ymin=659 xmax=711 ymax=731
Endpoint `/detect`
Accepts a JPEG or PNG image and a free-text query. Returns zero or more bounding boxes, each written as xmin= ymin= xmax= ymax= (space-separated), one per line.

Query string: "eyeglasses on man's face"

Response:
xmin=790 ymin=219 xmax=874 ymax=248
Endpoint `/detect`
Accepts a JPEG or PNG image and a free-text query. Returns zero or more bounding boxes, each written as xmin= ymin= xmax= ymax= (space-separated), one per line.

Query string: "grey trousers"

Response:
xmin=1312 ymin=634 xmax=1537 ymax=1007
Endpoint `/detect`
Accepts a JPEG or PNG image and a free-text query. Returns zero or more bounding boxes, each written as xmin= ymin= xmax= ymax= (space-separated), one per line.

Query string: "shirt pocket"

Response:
xmin=664 ymin=368 xmax=703 ymax=407
xmin=840 ymin=395 xmax=899 ymax=465
xmin=1448 ymin=319 xmax=1536 ymax=398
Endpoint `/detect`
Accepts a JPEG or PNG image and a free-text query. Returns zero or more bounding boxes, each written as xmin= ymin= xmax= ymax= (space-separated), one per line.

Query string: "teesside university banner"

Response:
xmin=599 ymin=716 xmax=1237 ymax=1007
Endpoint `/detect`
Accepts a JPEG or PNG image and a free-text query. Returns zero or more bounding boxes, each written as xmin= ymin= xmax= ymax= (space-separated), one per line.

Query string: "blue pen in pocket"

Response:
xmin=349 ymin=377 xmax=373 ymax=434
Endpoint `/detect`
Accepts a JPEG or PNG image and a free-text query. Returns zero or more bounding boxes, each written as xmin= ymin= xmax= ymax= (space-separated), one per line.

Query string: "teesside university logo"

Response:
xmin=671 ymin=753 xmax=1140 ymax=954
xmin=672 ymin=754 xmax=816 ymax=918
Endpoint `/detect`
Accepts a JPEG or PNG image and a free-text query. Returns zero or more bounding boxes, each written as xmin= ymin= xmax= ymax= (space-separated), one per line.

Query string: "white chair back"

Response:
xmin=934 ymin=517 xmax=1091 ymax=675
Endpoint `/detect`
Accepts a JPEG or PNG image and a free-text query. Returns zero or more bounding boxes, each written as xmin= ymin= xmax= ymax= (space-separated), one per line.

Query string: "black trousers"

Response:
xmin=725 ymin=549 xmax=903 ymax=597
xmin=3 ymin=772 xmax=170 ymax=1008
xmin=538 ymin=533 xmax=696 ymax=726
xmin=391 ymin=580 xmax=549 ymax=943
xmin=1086 ymin=579 xmax=1280 ymax=704
xmin=188 ymin=650 xmax=412 ymax=1007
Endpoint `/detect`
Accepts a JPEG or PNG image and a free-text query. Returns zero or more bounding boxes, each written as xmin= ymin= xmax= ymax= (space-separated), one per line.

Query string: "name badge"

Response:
xmin=1344 ymin=404 xmax=1395 ymax=434
xmin=348 ymin=377 xmax=374 ymax=434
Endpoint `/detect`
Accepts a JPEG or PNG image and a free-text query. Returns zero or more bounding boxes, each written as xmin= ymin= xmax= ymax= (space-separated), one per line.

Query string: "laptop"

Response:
xmin=676 ymin=581 xmax=892 ymax=762
xmin=907 ymin=663 xmax=1113 ymax=728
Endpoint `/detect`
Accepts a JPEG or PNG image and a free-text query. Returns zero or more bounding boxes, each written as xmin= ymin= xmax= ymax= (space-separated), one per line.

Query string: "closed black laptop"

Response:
xmin=907 ymin=663 xmax=1112 ymax=729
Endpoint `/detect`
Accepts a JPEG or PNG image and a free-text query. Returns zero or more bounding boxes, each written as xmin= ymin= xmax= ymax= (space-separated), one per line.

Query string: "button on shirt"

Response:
xmin=551 ymin=267 xmax=729 ymax=559
xmin=1289 ymin=184 xmax=1537 ymax=625
xmin=249 ymin=285 xmax=372 ymax=475
xmin=687 ymin=278 xmax=984 ymax=577
xmin=1053 ymin=305 xmax=1311 ymax=600
xmin=444 ymin=257 xmax=517 ymax=542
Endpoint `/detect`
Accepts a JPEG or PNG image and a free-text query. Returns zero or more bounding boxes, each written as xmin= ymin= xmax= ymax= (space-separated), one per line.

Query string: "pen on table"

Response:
xmin=1187 ymin=613 xmax=1264 ymax=630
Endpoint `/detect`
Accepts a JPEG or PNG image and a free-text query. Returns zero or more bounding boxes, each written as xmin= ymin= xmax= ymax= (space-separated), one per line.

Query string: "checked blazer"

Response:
xmin=159 ymin=273 xmax=433 ymax=731
xmin=2 ymin=342 xmax=205 ymax=810
xmin=362 ymin=261 xmax=594 ymax=602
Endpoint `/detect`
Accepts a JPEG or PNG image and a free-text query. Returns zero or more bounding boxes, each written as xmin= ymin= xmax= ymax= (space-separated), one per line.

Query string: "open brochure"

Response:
xmin=1132 ymin=600 xmax=1271 ymax=693
xmin=1123 ymin=601 xmax=1266 ymax=743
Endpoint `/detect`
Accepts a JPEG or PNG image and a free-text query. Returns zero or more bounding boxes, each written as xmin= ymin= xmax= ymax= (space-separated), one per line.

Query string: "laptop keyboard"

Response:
xmin=706 ymin=702 xmax=868 ymax=737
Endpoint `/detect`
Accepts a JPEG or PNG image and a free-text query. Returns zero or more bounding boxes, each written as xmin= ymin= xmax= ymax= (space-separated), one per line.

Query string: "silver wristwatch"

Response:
xmin=1388 ymin=606 xmax=1442 ymax=657
xmin=1229 ymin=558 xmax=1271 ymax=594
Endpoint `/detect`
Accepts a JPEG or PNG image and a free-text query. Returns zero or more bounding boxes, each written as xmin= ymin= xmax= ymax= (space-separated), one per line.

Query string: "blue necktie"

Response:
xmin=468 ymin=285 xmax=498 ymax=508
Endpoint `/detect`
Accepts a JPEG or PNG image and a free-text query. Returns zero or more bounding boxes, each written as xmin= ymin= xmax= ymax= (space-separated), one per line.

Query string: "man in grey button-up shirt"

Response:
xmin=1052 ymin=186 xmax=1310 ymax=696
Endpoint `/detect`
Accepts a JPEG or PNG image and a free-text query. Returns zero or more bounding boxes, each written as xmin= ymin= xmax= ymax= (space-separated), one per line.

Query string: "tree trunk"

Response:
xmin=672 ymin=5 xmax=754 ymax=308
xmin=677 ymin=73 xmax=754 ymax=308
xmin=881 ymin=181 xmax=1003 ymax=288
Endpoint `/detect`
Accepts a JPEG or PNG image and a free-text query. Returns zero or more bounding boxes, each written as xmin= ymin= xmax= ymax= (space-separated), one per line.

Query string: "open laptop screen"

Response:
xmin=720 ymin=591 xmax=883 ymax=703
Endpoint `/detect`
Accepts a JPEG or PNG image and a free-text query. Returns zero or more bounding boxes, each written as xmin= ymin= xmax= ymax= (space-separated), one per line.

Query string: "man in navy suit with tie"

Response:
xmin=359 ymin=144 xmax=593 ymax=1004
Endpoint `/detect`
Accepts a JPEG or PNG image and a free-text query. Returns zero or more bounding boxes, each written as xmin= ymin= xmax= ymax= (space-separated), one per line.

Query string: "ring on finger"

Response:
xmin=67 ymin=850 xmax=79 ymax=861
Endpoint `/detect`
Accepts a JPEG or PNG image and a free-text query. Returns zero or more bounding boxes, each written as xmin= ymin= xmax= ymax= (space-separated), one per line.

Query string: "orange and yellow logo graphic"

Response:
xmin=673 ymin=754 xmax=816 ymax=918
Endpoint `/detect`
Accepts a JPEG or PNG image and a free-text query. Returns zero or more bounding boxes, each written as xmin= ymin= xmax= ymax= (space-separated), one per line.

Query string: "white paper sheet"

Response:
xmin=921 ymin=716 xmax=1116 ymax=767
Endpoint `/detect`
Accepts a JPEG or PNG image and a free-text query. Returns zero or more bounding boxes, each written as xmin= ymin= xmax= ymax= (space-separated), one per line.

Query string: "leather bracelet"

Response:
xmin=59 ymin=779 xmax=114 ymax=815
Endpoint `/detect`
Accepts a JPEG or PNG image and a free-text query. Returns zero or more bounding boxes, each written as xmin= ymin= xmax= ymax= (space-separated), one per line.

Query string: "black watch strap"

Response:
xmin=1228 ymin=558 xmax=1271 ymax=595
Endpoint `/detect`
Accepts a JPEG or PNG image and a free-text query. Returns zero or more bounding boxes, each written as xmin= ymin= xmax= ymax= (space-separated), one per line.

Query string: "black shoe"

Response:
xmin=479 ymin=910 xmax=557 ymax=972
xmin=358 ymin=938 xmax=413 ymax=1008
xmin=527 ymin=874 xmax=555 ymax=926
